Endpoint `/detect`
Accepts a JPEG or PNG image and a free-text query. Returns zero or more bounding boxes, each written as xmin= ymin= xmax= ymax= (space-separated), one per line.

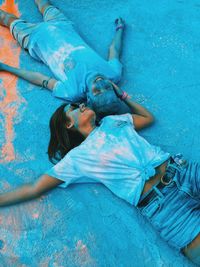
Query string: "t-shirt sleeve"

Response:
xmin=52 ymin=81 xmax=73 ymax=102
xmin=107 ymin=58 xmax=123 ymax=83
xmin=103 ymin=113 xmax=135 ymax=128
xmin=45 ymin=154 xmax=80 ymax=188
xmin=52 ymin=80 xmax=85 ymax=102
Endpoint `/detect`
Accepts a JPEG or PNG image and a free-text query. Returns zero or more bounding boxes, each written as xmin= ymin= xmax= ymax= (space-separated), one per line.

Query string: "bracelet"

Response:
xmin=120 ymin=91 xmax=129 ymax=100
xmin=116 ymin=25 xmax=124 ymax=31
xmin=42 ymin=77 xmax=52 ymax=89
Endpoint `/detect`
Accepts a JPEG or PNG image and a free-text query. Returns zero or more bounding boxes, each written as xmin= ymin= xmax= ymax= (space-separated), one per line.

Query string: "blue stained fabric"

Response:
xmin=138 ymin=161 xmax=200 ymax=250
xmin=10 ymin=5 xmax=123 ymax=103
xmin=45 ymin=114 xmax=170 ymax=206
xmin=45 ymin=113 xmax=200 ymax=251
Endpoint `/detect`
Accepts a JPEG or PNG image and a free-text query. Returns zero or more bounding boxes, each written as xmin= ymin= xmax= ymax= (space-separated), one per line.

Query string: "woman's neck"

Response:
xmin=80 ymin=124 xmax=96 ymax=138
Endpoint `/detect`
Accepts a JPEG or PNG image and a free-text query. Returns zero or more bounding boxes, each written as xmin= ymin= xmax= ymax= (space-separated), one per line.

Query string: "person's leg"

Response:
xmin=179 ymin=161 xmax=200 ymax=265
xmin=34 ymin=0 xmax=51 ymax=15
xmin=35 ymin=0 xmax=73 ymax=25
xmin=108 ymin=18 xmax=125 ymax=60
xmin=0 ymin=9 xmax=39 ymax=52
xmin=0 ymin=9 xmax=18 ymax=28
xmin=183 ymin=233 xmax=200 ymax=265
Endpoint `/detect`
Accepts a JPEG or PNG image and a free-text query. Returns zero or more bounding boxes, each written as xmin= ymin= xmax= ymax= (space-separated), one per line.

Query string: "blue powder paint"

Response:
xmin=0 ymin=0 xmax=199 ymax=266
xmin=0 ymin=240 xmax=4 ymax=250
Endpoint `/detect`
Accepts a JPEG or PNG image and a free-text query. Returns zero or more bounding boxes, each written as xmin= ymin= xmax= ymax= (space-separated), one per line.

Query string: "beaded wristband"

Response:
xmin=116 ymin=25 xmax=124 ymax=31
xmin=42 ymin=77 xmax=52 ymax=89
xmin=120 ymin=91 xmax=129 ymax=100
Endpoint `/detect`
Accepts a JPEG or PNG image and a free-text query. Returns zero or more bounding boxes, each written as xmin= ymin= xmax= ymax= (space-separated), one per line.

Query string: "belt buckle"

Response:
xmin=160 ymin=175 xmax=172 ymax=186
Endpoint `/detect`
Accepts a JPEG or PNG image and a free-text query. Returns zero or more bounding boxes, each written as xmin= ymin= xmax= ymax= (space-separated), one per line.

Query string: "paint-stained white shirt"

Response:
xmin=46 ymin=114 xmax=170 ymax=206
xmin=27 ymin=22 xmax=122 ymax=102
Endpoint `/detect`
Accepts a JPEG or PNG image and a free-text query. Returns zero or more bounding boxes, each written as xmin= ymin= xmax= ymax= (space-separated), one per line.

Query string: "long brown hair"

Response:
xmin=48 ymin=104 xmax=85 ymax=164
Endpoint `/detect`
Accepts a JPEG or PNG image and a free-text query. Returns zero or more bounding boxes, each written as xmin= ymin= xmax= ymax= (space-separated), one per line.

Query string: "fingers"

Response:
xmin=109 ymin=81 xmax=123 ymax=98
xmin=115 ymin=17 xmax=125 ymax=32
xmin=115 ymin=17 xmax=125 ymax=26
xmin=110 ymin=80 xmax=120 ymax=90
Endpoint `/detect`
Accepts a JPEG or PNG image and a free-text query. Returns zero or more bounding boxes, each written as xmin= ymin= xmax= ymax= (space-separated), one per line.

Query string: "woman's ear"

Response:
xmin=66 ymin=121 xmax=74 ymax=129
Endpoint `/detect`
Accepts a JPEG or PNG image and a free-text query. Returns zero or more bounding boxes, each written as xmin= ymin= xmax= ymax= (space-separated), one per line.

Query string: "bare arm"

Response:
xmin=108 ymin=18 xmax=125 ymax=60
xmin=112 ymin=83 xmax=154 ymax=130
xmin=0 ymin=174 xmax=63 ymax=207
xmin=123 ymin=97 xmax=154 ymax=130
xmin=0 ymin=62 xmax=57 ymax=91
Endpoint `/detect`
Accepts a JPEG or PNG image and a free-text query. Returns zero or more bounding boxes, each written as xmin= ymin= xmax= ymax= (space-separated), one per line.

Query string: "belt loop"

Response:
xmin=153 ymin=186 xmax=164 ymax=198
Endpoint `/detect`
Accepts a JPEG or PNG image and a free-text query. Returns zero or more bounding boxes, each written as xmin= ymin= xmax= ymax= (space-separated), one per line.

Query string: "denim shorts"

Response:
xmin=10 ymin=5 xmax=74 ymax=50
xmin=138 ymin=156 xmax=200 ymax=252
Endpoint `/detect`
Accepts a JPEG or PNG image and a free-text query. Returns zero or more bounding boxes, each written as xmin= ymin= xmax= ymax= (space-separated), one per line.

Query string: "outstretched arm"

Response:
xmin=108 ymin=18 xmax=125 ymax=60
xmin=0 ymin=62 xmax=57 ymax=91
xmin=0 ymin=174 xmax=63 ymax=207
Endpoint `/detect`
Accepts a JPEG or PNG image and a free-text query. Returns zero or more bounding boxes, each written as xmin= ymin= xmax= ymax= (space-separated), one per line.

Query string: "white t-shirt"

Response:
xmin=46 ymin=114 xmax=170 ymax=206
xmin=27 ymin=22 xmax=122 ymax=102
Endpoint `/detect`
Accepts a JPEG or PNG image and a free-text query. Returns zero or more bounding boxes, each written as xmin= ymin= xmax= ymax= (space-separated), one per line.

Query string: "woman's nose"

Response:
xmin=79 ymin=103 xmax=86 ymax=112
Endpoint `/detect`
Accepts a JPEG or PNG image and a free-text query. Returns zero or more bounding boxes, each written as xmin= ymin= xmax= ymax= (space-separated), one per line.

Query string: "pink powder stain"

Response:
xmin=2 ymin=180 xmax=12 ymax=190
xmin=76 ymin=240 xmax=87 ymax=254
xmin=112 ymin=146 xmax=132 ymax=157
xmin=38 ymin=257 xmax=52 ymax=267
xmin=75 ymin=240 xmax=96 ymax=266
xmin=87 ymin=132 xmax=106 ymax=152
xmin=94 ymin=132 xmax=106 ymax=148
xmin=0 ymin=1 xmax=26 ymax=163
xmin=1 ymin=240 xmax=23 ymax=266
xmin=1 ymin=214 xmax=22 ymax=257
xmin=5 ymin=214 xmax=16 ymax=225
xmin=99 ymin=145 xmax=133 ymax=167
xmin=32 ymin=213 xmax=39 ymax=219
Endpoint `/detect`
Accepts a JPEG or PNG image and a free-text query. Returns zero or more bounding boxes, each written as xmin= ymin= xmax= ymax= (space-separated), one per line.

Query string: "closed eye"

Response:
xmin=95 ymin=77 xmax=103 ymax=82
xmin=92 ymin=88 xmax=102 ymax=95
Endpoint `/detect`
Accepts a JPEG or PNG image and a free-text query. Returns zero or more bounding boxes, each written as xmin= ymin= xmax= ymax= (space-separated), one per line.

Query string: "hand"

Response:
xmin=115 ymin=17 xmax=125 ymax=31
xmin=110 ymin=81 xmax=125 ymax=99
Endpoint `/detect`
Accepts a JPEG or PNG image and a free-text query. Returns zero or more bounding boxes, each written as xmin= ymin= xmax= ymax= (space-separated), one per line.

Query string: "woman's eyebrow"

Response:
xmin=94 ymin=76 xmax=103 ymax=83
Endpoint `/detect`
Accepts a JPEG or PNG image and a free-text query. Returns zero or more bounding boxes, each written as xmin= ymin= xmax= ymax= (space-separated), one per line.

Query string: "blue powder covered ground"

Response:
xmin=0 ymin=0 xmax=199 ymax=266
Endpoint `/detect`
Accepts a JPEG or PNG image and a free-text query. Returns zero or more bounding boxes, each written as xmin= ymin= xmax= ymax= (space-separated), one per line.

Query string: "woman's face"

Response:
xmin=91 ymin=76 xmax=114 ymax=95
xmin=87 ymin=75 xmax=122 ymax=117
xmin=65 ymin=103 xmax=96 ymax=131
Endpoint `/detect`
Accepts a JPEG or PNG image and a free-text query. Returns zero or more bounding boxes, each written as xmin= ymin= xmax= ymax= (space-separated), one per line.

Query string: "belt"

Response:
xmin=138 ymin=158 xmax=177 ymax=208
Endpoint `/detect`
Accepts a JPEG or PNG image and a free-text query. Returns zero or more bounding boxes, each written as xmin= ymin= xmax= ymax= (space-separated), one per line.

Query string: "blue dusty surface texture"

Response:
xmin=0 ymin=0 xmax=199 ymax=266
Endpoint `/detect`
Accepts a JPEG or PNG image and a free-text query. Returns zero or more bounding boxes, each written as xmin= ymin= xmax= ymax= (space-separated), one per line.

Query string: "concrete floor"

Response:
xmin=0 ymin=0 xmax=199 ymax=266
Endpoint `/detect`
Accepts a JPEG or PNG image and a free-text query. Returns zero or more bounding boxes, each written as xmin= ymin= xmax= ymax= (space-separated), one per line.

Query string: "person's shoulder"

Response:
xmin=101 ymin=113 xmax=133 ymax=122
xmin=100 ymin=113 xmax=134 ymax=127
